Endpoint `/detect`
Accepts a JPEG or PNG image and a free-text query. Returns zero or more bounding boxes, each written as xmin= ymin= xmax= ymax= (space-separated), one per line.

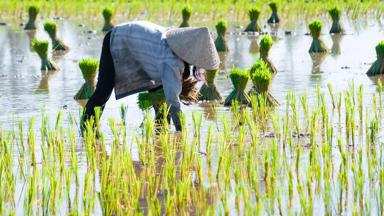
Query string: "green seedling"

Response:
xmin=32 ymin=40 xmax=57 ymax=71
xmin=259 ymin=35 xmax=277 ymax=75
xmin=74 ymin=58 xmax=98 ymax=100
xmin=102 ymin=8 xmax=114 ymax=32
xmin=329 ymin=7 xmax=345 ymax=34
xmin=308 ymin=20 xmax=328 ymax=53
xmin=224 ymin=68 xmax=251 ymax=106
xmin=267 ymin=2 xmax=280 ymax=24
xmin=249 ymin=60 xmax=278 ymax=106
xmin=367 ymin=41 xmax=384 ymax=76
xmin=244 ymin=7 xmax=261 ymax=32
xmin=180 ymin=5 xmax=192 ymax=28
xmin=215 ymin=20 xmax=229 ymax=52
xmin=199 ymin=69 xmax=222 ymax=101
xmin=25 ymin=5 xmax=39 ymax=30
xmin=44 ymin=22 xmax=69 ymax=51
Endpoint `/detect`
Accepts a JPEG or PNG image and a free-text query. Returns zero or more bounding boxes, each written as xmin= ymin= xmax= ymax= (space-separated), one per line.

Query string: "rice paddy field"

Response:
xmin=1 ymin=0 xmax=384 ymax=215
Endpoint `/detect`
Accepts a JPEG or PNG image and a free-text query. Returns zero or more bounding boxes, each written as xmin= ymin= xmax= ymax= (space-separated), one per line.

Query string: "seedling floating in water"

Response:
xmin=44 ymin=21 xmax=69 ymax=52
xmin=102 ymin=8 xmax=114 ymax=32
xmin=267 ymin=2 xmax=280 ymax=24
xmin=249 ymin=60 xmax=278 ymax=106
xmin=329 ymin=7 xmax=345 ymax=34
xmin=214 ymin=20 xmax=228 ymax=52
xmin=24 ymin=5 xmax=39 ymax=30
xmin=32 ymin=40 xmax=57 ymax=71
xmin=259 ymin=35 xmax=277 ymax=75
xmin=366 ymin=41 xmax=384 ymax=76
xmin=244 ymin=7 xmax=261 ymax=32
xmin=224 ymin=68 xmax=251 ymax=106
xmin=199 ymin=69 xmax=222 ymax=102
xmin=180 ymin=5 xmax=192 ymax=28
xmin=308 ymin=20 xmax=328 ymax=53
xmin=74 ymin=58 xmax=98 ymax=100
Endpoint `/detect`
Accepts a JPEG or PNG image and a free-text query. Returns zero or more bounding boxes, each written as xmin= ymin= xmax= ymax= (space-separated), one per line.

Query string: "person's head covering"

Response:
xmin=165 ymin=27 xmax=220 ymax=70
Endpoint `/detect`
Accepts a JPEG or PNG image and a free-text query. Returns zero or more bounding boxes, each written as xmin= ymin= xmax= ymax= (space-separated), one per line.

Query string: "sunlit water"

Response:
xmin=1 ymin=17 xmax=384 ymax=215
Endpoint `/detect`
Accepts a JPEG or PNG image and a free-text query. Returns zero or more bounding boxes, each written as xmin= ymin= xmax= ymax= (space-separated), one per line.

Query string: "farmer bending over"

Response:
xmin=81 ymin=21 xmax=220 ymax=132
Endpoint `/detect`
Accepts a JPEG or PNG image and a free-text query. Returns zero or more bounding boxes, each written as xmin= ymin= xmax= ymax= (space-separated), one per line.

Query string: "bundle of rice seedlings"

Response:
xmin=44 ymin=22 xmax=69 ymax=52
xmin=24 ymin=5 xmax=39 ymax=30
xmin=249 ymin=60 xmax=278 ymax=106
xmin=259 ymin=35 xmax=277 ymax=75
xmin=367 ymin=41 xmax=384 ymax=76
xmin=224 ymin=68 xmax=251 ymax=106
xmin=308 ymin=20 xmax=328 ymax=54
xmin=267 ymin=2 xmax=280 ymax=24
xmin=137 ymin=89 xmax=166 ymax=111
xmin=32 ymin=40 xmax=57 ymax=71
xmin=328 ymin=7 xmax=345 ymax=34
xmin=102 ymin=8 xmax=114 ymax=32
xmin=214 ymin=20 xmax=229 ymax=52
xmin=180 ymin=6 xmax=192 ymax=28
xmin=244 ymin=7 xmax=261 ymax=32
xmin=74 ymin=59 xmax=98 ymax=100
xmin=198 ymin=69 xmax=222 ymax=102
xmin=137 ymin=89 xmax=167 ymax=123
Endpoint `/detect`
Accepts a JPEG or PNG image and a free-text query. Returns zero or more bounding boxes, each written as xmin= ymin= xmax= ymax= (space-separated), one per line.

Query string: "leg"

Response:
xmin=82 ymin=31 xmax=115 ymax=131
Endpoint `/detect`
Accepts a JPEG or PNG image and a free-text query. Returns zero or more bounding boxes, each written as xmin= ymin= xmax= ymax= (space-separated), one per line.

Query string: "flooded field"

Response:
xmin=1 ymin=10 xmax=384 ymax=215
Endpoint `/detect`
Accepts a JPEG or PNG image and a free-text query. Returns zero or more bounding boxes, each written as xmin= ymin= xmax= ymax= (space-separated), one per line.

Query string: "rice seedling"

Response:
xmin=24 ymin=5 xmax=39 ymax=30
xmin=198 ymin=69 xmax=222 ymax=102
xmin=224 ymin=68 xmax=251 ymax=106
xmin=102 ymin=8 xmax=114 ymax=32
xmin=74 ymin=58 xmax=98 ymax=100
xmin=179 ymin=5 xmax=192 ymax=28
xmin=329 ymin=7 xmax=345 ymax=34
xmin=214 ymin=20 xmax=228 ymax=52
xmin=249 ymin=60 xmax=278 ymax=106
xmin=308 ymin=20 xmax=328 ymax=54
xmin=366 ymin=41 xmax=384 ymax=76
xmin=259 ymin=35 xmax=277 ymax=75
xmin=32 ymin=40 xmax=57 ymax=71
xmin=244 ymin=7 xmax=261 ymax=33
xmin=43 ymin=21 xmax=69 ymax=52
xmin=137 ymin=88 xmax=169 ymax=126
xmin=267 ymin=2 xmax=280 ymax=24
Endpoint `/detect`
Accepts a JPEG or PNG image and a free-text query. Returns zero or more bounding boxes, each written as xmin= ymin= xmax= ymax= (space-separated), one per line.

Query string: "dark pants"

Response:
xmin=82 ymin=31 xmax=114 ymax=129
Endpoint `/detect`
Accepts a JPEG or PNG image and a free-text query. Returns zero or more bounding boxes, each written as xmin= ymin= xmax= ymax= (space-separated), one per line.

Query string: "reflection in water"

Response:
xmin=200 ymin=103 xmax=218 ymax=120
xmin=26 ymin=30 xmax=36 ymax=51
xmin=247 ymin=35 xmax=259 ymax=54
xmin=36 ymin=70 xmax=58 ymax=91
xmin=331 ymin=34 xmax=343 ymax=55
xmin=310 ymin=53 xmax=327 ymax=73
xmin=218 ymin=52 xmax=228 ymax=71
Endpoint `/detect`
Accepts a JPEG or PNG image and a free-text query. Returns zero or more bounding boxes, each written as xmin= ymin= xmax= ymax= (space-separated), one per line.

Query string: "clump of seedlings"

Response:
xmin=249 ymin=60 xmax=278 ymax=106
xmin=199 ymin=69 xmax=222 ymax=102
xmin=44 ymin=21 xmax=69 ymax=52
xmin=244 ymin=7 xmax=262 ymax=32
xmin=32 ymin=40 xmax=57 ymax=71
xmin=259 ymin=35 xmax=277 ymax=75
xmin=102 ymin=8 xmax=114 ymax=32
xmin=267 ymin=2 xmax=280 ymax=24
xmin=24 ymin=5 xmax=39 ymax=30
xmin=224 ymin=68 xmax=251 ymax=106
xmin=74 ymin=58 xmax=98 ymax=100
xmin=308 ymin=20 xmax=328 ymax=53
xmin=367 ymin=41 xmax=384 ymax=76
xmin=137 ymin=89 xmax=167 ymax=123
xmin=180 ymin=5 xmax=192 ymax=28
xmin=328 ymin=7 xmax=345 ymax=34
xmin=214 ymin=20 xmax=229 ymax=52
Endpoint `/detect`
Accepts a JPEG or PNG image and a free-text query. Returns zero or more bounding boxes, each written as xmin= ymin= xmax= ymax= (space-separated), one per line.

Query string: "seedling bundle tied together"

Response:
xmin=367 ymin=41 xmax=384 ymax=76
xmin=308 ymin=20 xmax=328 ymax=53
xmin=225 ymin=68 xmax=251 ymax=106
xmin=32 ymin=40 xmax=57 ymax=71
xmin=259 ymin=35 xmax=277 ymax=75
xmin=267 ymin=2 xmax=280 ymax=24
xmin=215 ymin=20 xmax=229 ymax=52
xmin=244 ymin=7 xmax=262 ymax=32
xmin=44 ymin=22 xmax=69 ymax=52
xmin=249 ymin=60 xmax=278 ymax=106
xmin=180 ymin=6 xmax=192 ymax=28
xmin=199 ymin=69 xmax=222 ymax=102
xmin=102 ymin=8 xmax=114 ymax=32
xmin=25 ymin=5 xmax=39 ymax=30
xmin=74 ymin=59 xmax=99 ymax=100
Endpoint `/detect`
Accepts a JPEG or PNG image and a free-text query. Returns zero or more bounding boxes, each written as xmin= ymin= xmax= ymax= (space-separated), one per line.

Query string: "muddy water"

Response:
xmin=1 ymin=18 xmax=384 ymax=214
